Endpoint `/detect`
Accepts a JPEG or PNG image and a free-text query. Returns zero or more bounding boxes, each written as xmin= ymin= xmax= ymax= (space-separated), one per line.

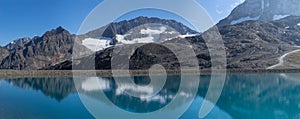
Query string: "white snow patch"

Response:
xmin=140 ymin=26 xmax=167 ymax=34
xmin=132 ymin=37 xmax=155 ymax=43
xmin=116 ymin=34 xmax=155 ymax=44
xmin=297 ymin=23 xmax=300 ymax=26
xmin=179 ymin=33 xmax=199 ymax=38
xmin=115 ymin=34 xmax=126 ymax=42
xmin=82 ymin=37 xmax=113 ymax=51
xmin=230 ymin=16 xmax=260 ymax=25
xmin=116 ymin=26 xmax=177 ymax=44
xmin=273 ymin=15 xmax=290 ymax=20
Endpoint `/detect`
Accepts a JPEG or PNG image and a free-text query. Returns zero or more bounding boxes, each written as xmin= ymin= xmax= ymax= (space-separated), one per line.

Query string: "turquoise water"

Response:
xmin=1 ymin=73 xmax=300 ymax=119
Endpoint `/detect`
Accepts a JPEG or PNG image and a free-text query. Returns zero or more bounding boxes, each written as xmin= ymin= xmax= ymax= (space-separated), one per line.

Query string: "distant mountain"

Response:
xmin=218 ymin=0 xmax=300 ymax=26
xmin=81 ymin=16 xmax=197 ymax=39
xmin=46 ymin=16 xmax=300 ymax=70
xmin=0 ymin=27 xmax=85 ymax=69
xmin=0 ymin=17 xmax=198 ymax=70
xmin=79 ymin=16 xmax=198 ymax=51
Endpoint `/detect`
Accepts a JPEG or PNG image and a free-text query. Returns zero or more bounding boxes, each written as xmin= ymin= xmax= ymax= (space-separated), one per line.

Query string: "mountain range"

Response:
xmin=1 ymin=0 xmax=300 ymax=70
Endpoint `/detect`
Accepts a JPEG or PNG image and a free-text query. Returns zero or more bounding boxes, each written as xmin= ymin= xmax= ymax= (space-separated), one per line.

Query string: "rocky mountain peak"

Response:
xmin=218 ymin=0 xmax=300 ymax=26
xmin=82 ymin=16 xmax=198 ymax=39
xmin=0 ymin=26 xmax=77 ymax=69
xmin=44 ymin=26 xmax=69 ymax=37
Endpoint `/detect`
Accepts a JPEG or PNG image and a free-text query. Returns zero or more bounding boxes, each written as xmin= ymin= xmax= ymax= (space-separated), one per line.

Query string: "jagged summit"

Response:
xmin=43 ymin=26 xmax=69 ymax=36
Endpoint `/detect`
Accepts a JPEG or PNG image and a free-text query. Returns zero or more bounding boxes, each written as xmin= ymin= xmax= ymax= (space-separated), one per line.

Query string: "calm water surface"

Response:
xmin=0 ymin=73 xmax=300 ymax=119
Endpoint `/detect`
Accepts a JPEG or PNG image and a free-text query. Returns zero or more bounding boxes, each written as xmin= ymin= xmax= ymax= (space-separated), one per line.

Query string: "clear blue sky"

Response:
xmin=0 ymin=0 xmax=244 ymax=46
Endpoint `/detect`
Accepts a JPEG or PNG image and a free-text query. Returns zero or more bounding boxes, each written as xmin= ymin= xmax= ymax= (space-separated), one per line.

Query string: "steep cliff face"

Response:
xmin=218 ymin=0 xmax=300 ymax=26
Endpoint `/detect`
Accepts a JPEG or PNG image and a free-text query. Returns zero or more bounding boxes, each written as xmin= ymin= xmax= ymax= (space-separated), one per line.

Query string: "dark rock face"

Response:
xmin=0 ymin=47 xmax=9 ymax=63
xmin=64 ymin=44 xmax=181 ymax=70
xmin=218 ymin=0 xmax=300 ymax=26
xmin=128 ymin=43 xmax=180 ymax=70
xmin=40 ymin=60 xmax=73 ymax=70
xmin=5 ymin=37 xmax=31 ymax=50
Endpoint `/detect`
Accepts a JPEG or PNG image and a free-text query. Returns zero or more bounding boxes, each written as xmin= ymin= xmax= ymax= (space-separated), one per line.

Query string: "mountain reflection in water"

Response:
xmin=3 ymin=77 xmax=76 ymax=101
xmin=1 ymin=73 xmax=300 ymax=119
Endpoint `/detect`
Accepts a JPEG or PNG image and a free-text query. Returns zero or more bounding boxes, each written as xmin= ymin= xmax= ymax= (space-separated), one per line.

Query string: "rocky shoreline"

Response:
xmin=0 ymin=69 xmax=300 ymax=78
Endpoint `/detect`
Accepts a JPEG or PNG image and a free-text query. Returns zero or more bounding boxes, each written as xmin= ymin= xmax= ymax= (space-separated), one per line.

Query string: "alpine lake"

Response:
xmin=1 ymin=72 xmax=300 ymax=119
